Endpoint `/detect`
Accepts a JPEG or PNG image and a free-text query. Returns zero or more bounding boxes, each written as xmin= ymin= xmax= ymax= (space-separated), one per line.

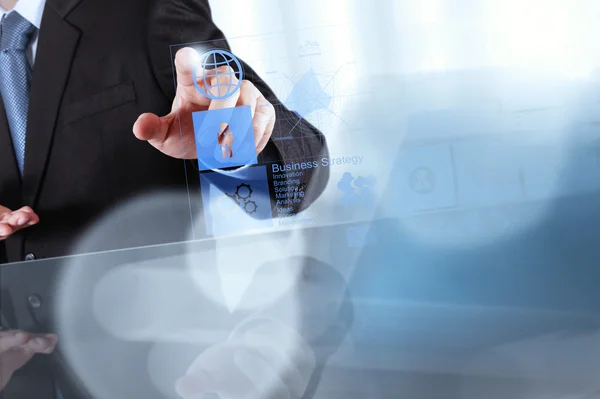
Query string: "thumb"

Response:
xmin=132 ymin=112 xmax=174 ymax=142
xmin=0 ymin=205 xmax=12 ymax=216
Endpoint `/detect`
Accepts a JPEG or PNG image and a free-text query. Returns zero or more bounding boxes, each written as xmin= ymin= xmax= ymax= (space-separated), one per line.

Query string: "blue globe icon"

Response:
xmin=193 ymin=49 xmax=244 ymax=101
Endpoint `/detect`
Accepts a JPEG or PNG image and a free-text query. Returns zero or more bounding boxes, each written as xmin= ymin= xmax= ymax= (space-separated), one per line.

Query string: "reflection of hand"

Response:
xmin=133 ymin=47 xmax=275 ymax=159
xmin=0 ymin=205 xmax=39 ymax=241
xmin=218 ymin=123 xmax=234 ymax=158
xmin=0 ymin=330 xmax=58 ymax=391
xmin=218 ymin=125 xmax=234 ymax=146
xmin=175 ymin=320 xmax=315 ymax=399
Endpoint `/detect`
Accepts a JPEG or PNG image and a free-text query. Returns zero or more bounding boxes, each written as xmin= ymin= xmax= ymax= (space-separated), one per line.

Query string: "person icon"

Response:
xmin=409 ymin=167 xmax=435 ymax=194
xmin=217 ymin=123 xmax=234 ymax=158
xmin=415 ymin=170 xmax=432 ymax=191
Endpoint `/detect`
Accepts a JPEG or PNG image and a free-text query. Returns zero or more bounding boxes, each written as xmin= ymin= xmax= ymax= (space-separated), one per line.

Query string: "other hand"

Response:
xmin=175 ymin=320 xmax=315 ymax=399
xmin=0 ymin=206 xmax=39 ymax=241
xmin=133 ymin=47 xmax=276 ymax=159
xmin=0 ymin=330 xmax=58 ymax=391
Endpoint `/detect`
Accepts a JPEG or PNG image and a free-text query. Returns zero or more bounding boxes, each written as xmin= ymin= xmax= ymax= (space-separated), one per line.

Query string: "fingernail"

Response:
xmin=15 ymin=332 xmax=27 ymax=340
xmin=17 ymin=217 xmax=26 ymax=226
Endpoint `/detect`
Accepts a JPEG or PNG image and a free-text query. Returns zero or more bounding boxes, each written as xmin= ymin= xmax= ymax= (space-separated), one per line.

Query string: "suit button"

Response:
xmin=28 ymin=294 xmax=42 ymax=308
xmin=24 ymin=253 xmax=36 ymax=261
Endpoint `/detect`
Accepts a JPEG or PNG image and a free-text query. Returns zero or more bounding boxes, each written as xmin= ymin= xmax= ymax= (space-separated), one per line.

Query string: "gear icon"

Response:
xmin=243 ymin=200 xmax=257 ymax=215
xmin=235 ymin=183 xmax=253 ymax=200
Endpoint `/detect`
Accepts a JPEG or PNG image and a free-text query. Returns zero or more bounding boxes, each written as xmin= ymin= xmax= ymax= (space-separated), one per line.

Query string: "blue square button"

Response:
xmin=193 ymin=106 xmax=258 ymax=171
xmin=200 ymin=165 xmax=273 ymax=236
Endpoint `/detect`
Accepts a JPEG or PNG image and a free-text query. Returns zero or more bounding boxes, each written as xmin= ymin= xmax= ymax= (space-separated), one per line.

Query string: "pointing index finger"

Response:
xmin=206 ymin=65 xmax=242 ymax=111
xmin=174 ymin=47 xmax=202 ymax=88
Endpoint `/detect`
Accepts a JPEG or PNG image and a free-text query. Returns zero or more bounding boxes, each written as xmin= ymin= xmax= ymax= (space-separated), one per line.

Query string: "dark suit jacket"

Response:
xmin=0 ymin=0 xmax=332 ymax=397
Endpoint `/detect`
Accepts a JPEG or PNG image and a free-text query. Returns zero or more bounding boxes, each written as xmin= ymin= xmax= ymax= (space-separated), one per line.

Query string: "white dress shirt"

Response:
xmin=0 ymin=0 xmax=46 ymax=65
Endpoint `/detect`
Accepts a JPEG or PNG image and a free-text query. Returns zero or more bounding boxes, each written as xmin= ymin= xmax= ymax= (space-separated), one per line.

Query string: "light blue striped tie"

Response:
xmin=0 ymin=11 xmax=36 ymax=175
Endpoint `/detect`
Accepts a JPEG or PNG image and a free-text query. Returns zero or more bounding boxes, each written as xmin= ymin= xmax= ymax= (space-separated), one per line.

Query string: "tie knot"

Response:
xmin=0 ymin=11 xmax=36 ymax=52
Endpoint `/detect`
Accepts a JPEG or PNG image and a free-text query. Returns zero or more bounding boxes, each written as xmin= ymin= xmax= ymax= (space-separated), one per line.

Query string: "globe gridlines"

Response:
xmin=193 ymin=49 xmax=244 ymax=101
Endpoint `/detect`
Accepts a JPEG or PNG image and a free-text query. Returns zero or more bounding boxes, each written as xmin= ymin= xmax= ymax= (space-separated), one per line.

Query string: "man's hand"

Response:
xmin=175 ymin=320 xmax=316 ymax=399
xmin=132 ymin=47 xmax=276 ymax=159
xmin=0 ymin=206 xmax=39 ymax=240
xmin=0 ymin=330 xmax=58 ymax=391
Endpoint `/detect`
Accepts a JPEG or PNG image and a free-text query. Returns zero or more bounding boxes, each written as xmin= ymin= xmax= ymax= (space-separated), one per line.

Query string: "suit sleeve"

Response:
xmin=146 ymin=0 xmax=330 ymax=213
xmin=0 ymin=243 xmax=6 ymax=265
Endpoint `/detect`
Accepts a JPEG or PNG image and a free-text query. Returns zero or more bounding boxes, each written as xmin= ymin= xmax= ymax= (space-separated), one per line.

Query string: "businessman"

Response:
xmin=0 ymin=0 xmax=328 ymax=259
xmin=0 ymin=0 xmax=335 ymax=397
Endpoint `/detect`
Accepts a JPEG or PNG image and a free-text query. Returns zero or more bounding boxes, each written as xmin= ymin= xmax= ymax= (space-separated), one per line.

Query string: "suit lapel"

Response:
xmin=0 ymin=96 xmax=22 ymax=209
xmin=22 ymin=3 xmax=81 ymax=207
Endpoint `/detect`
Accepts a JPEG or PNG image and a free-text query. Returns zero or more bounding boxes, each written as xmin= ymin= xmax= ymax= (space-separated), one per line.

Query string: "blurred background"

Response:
xmin=209 ymin=0 xmax=600 ymax=227
xmin=205 ymin=1 xmax=600 ymax=398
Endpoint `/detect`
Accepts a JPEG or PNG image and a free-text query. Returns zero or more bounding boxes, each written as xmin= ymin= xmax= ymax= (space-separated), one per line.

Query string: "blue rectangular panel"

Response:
xmin=193 ymin=105 xmax=258 ymax=171
xmin=453 ymin=141 xmax=524 ymax=207
xmin=200 ymin=165 xmax=272 ymax=236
